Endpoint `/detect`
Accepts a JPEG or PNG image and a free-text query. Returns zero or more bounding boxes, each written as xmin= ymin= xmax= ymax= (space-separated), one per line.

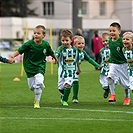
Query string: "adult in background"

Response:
xmin=91 ymin=30 xmax=103 ymax=64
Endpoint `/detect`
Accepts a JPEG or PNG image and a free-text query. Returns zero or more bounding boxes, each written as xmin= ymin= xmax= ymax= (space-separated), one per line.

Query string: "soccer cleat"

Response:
xmin=72 ymin=99 xmax=79 ymax=103
xmin=123 ymin=98 xmax=130 ymax=105
xmin=61 ymin=100 xmax=68 ymax=106
xmin=34 ymin=101 xmax=40 ymax=109
xmin=108 ymin=94 xmax=116 ymax=104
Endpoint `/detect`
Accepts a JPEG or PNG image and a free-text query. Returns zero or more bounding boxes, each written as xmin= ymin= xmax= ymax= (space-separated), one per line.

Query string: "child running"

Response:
xmin=55 ymin=29 xmax=81 ymax=106
xmin=122 ymin=31 xmax=133 ymax=93
xmin=107 ymin=22 xmax=130 ymax=105
xmin=11 ymin=25 xmax=57 ymax=108
xmin=100 ymin=33 xmax=110 ymax=99
xmin=72 ymin=35 xmax=101 ymax=103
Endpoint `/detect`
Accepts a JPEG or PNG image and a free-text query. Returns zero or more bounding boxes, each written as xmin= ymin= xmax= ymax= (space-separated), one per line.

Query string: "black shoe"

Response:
xmin=103 ymin=91 xmax=109 ymax=99
xmin=103 ymin=87 xmax=110 ymax=99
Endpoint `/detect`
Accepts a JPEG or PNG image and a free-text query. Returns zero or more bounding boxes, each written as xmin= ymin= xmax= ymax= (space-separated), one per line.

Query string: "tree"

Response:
xmin=0 ymin=0 xmax=38 ymax=17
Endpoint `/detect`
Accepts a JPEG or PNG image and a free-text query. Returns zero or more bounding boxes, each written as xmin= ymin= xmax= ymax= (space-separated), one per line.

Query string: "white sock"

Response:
xmin=108 ymin=78 xmax=115 ymax=94
xmin=124 ymin=89 xmax=130 ymax=98
xmin=34 ymin=88 xmax=42 ymax=103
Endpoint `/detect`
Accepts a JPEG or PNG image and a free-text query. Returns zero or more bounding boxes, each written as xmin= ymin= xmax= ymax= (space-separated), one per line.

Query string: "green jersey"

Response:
xmin=123 ymin=48 xmax=133 ymax=76
xmin=79 ymin=50 xmax=100 ymax=69
xmin=18 ymin=39 xmax=54 ymax=78
xmin=108 ymin=37 xmax=127 ymax=64
xmin=0 ymin=56 xmax=8 ymax=63
xmin=100 ymin=47 xmax=110 ymax=76
xmin=55 ymin=45 xmax=79 ymax=78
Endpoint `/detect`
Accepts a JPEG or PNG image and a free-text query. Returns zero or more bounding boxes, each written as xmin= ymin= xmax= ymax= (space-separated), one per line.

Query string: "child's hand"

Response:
xmin=8 ymin=58 xmax=15 ymax=64
xmin=76 ymin=69 xmax=81 ymax=75
xmin=97 ymin=66 xmax=102 ymax=70
xmin=52 ymin=58 xmax=58 ymax=64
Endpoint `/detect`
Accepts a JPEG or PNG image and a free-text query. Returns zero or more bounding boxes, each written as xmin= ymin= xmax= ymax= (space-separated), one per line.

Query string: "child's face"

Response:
xmin=109 ymin=26 xmax=121 ymax=40
xmin=123 ymin=34 xmax=133 ymax=49
xmin=33 ymin=28 xmax=45 ymax=43
xmin=61 ymin=36 xmax=72 ymax=48
xmin=102 ymin=36 xmax=109 ymax=47
xmin=74 ymin=38 xmax=85 ymax=50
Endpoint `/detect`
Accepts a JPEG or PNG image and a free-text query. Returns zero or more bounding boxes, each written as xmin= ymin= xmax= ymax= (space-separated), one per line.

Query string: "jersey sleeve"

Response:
xmin=55 ymin=45 xmax=64 ymax=58
xmin=0 ymin=56 xmax=8 ymax=63
xmin=83 ymin=50 xmax=100 ymax=68
xmin=45 ymin=42 xmax=54 ymax=56
xmin=18 ymin=40 xmax=32 ymax=54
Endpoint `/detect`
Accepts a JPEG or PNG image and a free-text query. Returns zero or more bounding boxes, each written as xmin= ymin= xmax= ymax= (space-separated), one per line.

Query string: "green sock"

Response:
xmin=72 ymin=81 xmax=79 ymax=100
xmin=63 ymin=87 xmax=71 ymax=102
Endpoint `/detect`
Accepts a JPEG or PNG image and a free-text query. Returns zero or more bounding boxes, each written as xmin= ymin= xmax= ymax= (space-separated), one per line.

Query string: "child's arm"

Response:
xmin=0 ymin=56 xmax=14 ymax=64
xmin=76 ymin=62 xmax=81 ymax=75
xmin=83 ymin=50 xmax=100 ymax=69
xmin=51 ymin=54 xmax=58 ymax=64
xmin=11 ymin=51 xmax=20 ymax=58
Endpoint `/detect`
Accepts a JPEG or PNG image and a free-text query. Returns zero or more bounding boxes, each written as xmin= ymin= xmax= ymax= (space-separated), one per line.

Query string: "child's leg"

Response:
xmin=34 ymin=88 xmax=42 ymax=103
xmin=72 ymin=81 xmax=79 ymax=100
xmin=108 ymin=77 xmax=115 ymax=94
xmin=61 ymin=78 xmax=73 ymax=106
xmin=108 ymin=77 xmax=116 ymax=103
xmin=100 ymin=74 xmax=110 ymax=98
xmin=28 ymin=73 xmax=45 ymax=108
xmin=103 ymin=86 xmax=110 ymax=99
xmin=124 ymin=89 xmax=130 ymax=98
xmin=63 ymin=84 xmax=71 ymax=102
xmin=59 ymin=89 xmax=64 ymax=95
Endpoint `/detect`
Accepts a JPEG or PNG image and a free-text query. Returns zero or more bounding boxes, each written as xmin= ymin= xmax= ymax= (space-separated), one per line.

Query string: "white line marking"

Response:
xmin=0 ymin=105 xmax=133 ymax=114
xmin=0 ymin=117 xmax=132 ymax=122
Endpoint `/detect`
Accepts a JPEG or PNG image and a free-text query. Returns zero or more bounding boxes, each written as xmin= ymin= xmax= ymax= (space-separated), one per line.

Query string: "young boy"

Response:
xmin=100 ymin=33 xmax=110 ymax=99
xmin=72 ymin=35 xmax=101 ymax=103
xmin=11 ymin=25 xmax=57 ymax=109
xmin=122 ymin=32 xmax=133 ymax=93
xmin=55 ymin=29 xmax=81 ymax=106
xmin=107 ymin=22 xmax=130 ymax=105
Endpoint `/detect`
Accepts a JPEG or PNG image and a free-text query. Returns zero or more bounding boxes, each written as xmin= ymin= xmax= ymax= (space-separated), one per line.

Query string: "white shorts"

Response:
xmin=58 ymin=77 xmax=74 ymax=90
xmin=28 ymin=73 xmax=45 ymax=91
xmin=107 ymin=63 xmax=129 ymax=89
xmin=73 ymin=73 xmax=79 ymax=81
xmin=100 ymin=74 xmax=108 ymax=88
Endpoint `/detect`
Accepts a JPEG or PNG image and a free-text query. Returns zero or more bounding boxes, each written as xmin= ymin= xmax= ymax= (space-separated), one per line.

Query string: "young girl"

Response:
xmin=122 ymin=32 xmax=133 ymax=95
xmin=11 ymin=25 xmax=57 ymax=108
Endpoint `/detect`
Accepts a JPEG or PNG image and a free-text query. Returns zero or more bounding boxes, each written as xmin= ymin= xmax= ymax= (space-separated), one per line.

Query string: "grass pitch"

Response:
xmin=0 ymin=62 xmax=133 ymax=133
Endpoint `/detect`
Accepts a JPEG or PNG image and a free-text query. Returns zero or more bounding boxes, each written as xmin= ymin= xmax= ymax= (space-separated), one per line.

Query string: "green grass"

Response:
xmin=0 ymin=62 xmax=133 ymax=133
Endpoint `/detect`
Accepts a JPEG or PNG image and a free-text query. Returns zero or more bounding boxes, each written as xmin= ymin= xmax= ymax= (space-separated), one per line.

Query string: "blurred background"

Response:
xmin=0 ymin=0 xmax=132 ymax=60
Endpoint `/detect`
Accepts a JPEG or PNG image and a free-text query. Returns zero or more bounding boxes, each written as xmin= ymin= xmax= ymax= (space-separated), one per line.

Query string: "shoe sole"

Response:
xmin=34 ymin=107 xmax=40 ymax=109
xmin=109 ymin=101 xmax=116 ymax=104
xmin=123 ymin=102 xmax=130 ymax=105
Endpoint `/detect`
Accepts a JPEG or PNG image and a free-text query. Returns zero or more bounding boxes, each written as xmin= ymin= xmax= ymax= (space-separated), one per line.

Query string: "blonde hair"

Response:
xmin=35 ymin=25 xmax=46 ymax=34
xmin=101 ymin=32 xmax=110 ymax=39
xmin=73 ymin=35 xmax=85 ymax=44
xmin=75 ymin=28 xmax=82 ymax=36
xmin=123 ymin=32 xmax=133 ymax=40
